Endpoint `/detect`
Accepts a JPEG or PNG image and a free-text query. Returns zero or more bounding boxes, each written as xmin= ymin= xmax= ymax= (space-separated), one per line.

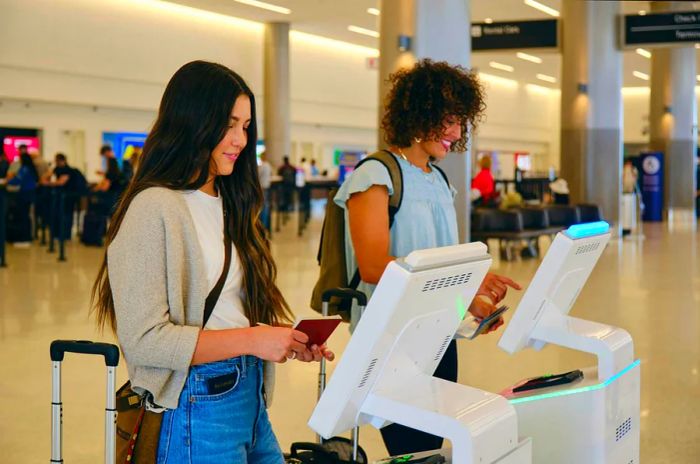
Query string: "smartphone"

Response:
xmin=466 ymin=305 xmax=509 ymax=340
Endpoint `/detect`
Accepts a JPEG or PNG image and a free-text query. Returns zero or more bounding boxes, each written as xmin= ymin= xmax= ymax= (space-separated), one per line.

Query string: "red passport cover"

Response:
xmin=294 ymin=317 xmax=343 ymax=347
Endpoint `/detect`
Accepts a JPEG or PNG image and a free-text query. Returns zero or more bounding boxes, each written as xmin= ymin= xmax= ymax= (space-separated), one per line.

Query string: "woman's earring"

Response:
xmin=414 ymin=137 xmax=422 ymax=144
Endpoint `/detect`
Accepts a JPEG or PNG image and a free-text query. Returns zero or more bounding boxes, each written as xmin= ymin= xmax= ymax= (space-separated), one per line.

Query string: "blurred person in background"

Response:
xmin=6 ymin=153 xmax=39 ymax=246
xmin=472 ymin=155 xmax=496 ymax=206
xmin=258 ymin=151 xmax=272 ymax=232
xmin=0 ymin=148 xmax=9 ymax=179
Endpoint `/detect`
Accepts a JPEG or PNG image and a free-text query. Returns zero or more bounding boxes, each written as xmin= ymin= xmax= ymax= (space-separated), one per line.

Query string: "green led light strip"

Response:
xmin=509 ymin=359 xmax=641 ymax=405
xmin=456 ymin=295 xmax=467 ymax=320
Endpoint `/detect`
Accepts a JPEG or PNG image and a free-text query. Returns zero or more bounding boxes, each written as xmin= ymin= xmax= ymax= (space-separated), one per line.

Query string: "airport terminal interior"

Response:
xmin=1 ymin=0 xmax=699 ymax=463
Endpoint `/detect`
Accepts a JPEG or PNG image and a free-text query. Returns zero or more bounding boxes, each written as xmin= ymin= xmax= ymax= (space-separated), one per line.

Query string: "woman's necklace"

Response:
xmin=396 ymin=148 xmax=409 ymax=162
xmin=396 ymin=148 xmax=430 ymax=173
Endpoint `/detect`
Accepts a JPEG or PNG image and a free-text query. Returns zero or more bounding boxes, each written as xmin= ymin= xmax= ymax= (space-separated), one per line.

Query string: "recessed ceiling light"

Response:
xmin=524 ymin=0 xmax=560 ymax=18
xmin=489 ymin=61 xmax=515 ymax=72
xmin=348 ymin=25 xmax=380 ymax=38
xmin=484 ymin=18 xmax=494 ymax=24
xmin=367 ymin=7 xmax=380 ymax=16
xmin=233 ymin=0 xmax=291 ymax=15
xmin=536 ymin=73 xmax=557 ymax=83
xmin=517 ymin=52 xmax=543 ymax=64
xmin=697 ymin=75 xmax=700 ymax=82
xmin=636 ymin=48 xmax=652 ymax=59
xmin=696 ymin=44 xmax=700 ymax=49
xmin=638 ymin=10 xmax=647 ymax=16
xmin=633 ymin=70 xmax=649 ymax=81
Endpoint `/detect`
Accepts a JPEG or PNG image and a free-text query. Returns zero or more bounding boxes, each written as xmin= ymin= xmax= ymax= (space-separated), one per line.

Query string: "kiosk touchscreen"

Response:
xmin=498 ymin=222 xmax=640 ymax=463
xmin=309 ymin=243 xmax=532 ymax=464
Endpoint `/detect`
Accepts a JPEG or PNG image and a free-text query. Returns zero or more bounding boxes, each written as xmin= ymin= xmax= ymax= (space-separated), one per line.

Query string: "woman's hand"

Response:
xmin=468 ymin=297 xmax=504 ymax=333
xmin=477 ymin=273 xmax=522 ymax=304
xmin=250 ymin=326 xmax=310 ymax=363
xmin=295 ymin=344 xmax=335 ymax=363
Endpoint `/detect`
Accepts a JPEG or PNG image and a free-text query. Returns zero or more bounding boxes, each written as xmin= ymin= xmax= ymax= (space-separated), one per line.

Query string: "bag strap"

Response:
xmin=203 ymin=208 xmax=233 ymax=328
xmin=432 ymin=163 xmax=451 ymax=188
xmin=117 ymin=208 xmax=232 ymax=409
xmin=353 ymin=149 xmax=404 ymax=227
xmin=347 ymin=150 xmax=404 ymax=290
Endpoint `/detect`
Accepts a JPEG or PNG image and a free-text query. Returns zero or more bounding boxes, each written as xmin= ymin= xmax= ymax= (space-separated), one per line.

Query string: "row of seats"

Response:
xmin=471 ymin=204 xmax=604 ymax=260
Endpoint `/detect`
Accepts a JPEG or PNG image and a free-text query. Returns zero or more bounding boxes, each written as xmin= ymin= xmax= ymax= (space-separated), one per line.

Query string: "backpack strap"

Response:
xmin=431 ymin=163 xmax=451 ymax=188
xmin=347 ymin=150 xmax=404 ymax=289
xmin=353 ymin=149 xmax=404 ymax=228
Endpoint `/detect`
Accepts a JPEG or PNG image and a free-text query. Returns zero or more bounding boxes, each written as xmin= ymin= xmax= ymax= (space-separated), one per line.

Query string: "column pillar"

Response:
xmin=378 ymin=0 xmax=415 ymax=150
xmin=649 ymin=2 xmax=698 ymax=219
xmin=378 ymin=0 xmax=472 ymax=242
xmin=263 ymin=22 xmax=290 ymax=169
xmin=560 ymin=0 xmax=623 ymax=234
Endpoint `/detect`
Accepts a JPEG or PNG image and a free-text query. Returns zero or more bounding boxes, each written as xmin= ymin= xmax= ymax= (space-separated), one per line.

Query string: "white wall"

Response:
xmin=0 ymin=0 xmax=564 ymax=181
xmin=474 ymin=75 xmax=561 ymax=174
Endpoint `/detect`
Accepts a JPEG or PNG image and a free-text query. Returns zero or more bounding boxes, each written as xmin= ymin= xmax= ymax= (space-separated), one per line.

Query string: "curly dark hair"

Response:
xmin=382 ymin=59 xmax=486 ymax=152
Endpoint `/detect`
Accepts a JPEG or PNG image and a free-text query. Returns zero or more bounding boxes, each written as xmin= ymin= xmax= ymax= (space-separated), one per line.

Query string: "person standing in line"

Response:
xmin=0 ymin=148 xmax=9 ymax=179
xmin=6 ymin=153 xmax=39 ymax=246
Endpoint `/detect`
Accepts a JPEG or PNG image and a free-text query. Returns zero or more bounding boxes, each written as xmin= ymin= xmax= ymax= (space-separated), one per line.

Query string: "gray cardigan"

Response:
xmin=108 ymin=187 xmax=275 ymax=409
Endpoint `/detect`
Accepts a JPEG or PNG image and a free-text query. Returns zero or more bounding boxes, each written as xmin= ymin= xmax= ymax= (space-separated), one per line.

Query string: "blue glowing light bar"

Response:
xmin=565 ymin=221 xmax=610 ymax=239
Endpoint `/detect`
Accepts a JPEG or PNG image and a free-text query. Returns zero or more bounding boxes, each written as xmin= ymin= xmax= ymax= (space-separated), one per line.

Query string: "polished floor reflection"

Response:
xmin=0 ymin=217 xmax=698 ymax=463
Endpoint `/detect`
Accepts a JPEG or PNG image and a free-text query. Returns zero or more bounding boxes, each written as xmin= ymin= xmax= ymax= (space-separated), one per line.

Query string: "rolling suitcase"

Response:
xmin=286 ymin=288 xmax=368 ymax=464
xmin=80 ymin=212 xmax=107 ymax=246
xmin=50 ymin=340 xmax=120 ymax=464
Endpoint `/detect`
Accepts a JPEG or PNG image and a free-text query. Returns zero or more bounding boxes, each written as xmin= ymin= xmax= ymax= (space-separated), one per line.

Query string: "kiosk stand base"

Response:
xmin=360 ymin=374 xmax=532 ymax=464
xmin=504 ymin=362 xmax=640 ymax=463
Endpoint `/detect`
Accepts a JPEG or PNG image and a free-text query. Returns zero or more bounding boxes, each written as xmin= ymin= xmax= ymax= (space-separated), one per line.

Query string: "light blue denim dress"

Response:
xmin=334 ymin=152 xmax=459 ymax=327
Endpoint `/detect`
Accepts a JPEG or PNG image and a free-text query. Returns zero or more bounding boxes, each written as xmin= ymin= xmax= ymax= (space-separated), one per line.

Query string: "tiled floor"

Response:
xmin=0 ymin=214 xmax=698 ymax=463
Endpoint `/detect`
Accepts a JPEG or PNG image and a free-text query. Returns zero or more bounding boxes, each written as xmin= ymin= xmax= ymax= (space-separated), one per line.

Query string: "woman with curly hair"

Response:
xmin=334 ymin=59 xmax=521 ymax=456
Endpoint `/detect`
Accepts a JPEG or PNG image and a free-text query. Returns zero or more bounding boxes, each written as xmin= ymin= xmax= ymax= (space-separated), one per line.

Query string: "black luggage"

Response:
xmin=81 ymin=212 xmax=107 ymax=246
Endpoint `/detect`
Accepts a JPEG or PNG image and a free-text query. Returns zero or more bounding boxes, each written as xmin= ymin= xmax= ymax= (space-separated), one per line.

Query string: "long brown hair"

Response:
xmin=91 ymin=60 xmax=292 ymax=332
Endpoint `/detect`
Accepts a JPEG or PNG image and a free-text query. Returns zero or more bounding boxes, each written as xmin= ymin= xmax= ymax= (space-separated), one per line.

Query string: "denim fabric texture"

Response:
xmin=156 ymin=356 xmax=284 ymax=463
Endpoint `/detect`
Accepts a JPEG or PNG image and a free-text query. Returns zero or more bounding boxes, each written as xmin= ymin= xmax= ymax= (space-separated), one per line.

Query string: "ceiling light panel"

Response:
xmin=233 ymin=0 xmax=290 ymax=15
xmin=633 ymin=71 xmax=649 ymax=81
xmin=536 ymin=73 xmax=557 ymax=83
xmin=489 ymin=61 xmax=515 ymax=72
xmin=367 ymin=8 xmax=380 ymax=16
xmin=635 ymin=48 xmax=651 ymax=59
xmin=348 ymin=25 xmax=380 ymax=38
xmin=524 ymin=0 xmax=560 ymax=18
xmin=517 ymin=52 xmax=543 ymax=64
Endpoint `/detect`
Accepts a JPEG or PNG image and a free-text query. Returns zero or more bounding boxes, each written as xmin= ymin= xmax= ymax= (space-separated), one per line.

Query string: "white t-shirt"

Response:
xmin=180 ymin=189 xmax=249 ymax=330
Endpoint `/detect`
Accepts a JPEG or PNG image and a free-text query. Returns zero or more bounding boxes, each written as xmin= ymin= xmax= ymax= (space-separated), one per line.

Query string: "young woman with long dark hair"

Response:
xmin=92 ymin=61 xmax=332 ymax=462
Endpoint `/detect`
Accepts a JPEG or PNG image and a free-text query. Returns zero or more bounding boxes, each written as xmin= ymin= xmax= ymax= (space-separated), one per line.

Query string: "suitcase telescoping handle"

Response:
xmin=318 ymin=288 xmax=367 ymax=399
xmin=320 ymin=288 xmax=367 ymax=314
xmin=318 ymin=288 xmax=367 ymax=461
xmin=50 ymin=340 xmax=120 ymax=464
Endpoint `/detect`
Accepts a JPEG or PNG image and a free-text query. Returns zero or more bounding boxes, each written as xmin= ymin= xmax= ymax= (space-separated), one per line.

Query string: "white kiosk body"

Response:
xmin=498 ymin=222 xmax=640 ymax=463
xmin=309 ymin=243 xmax=532 ymax=464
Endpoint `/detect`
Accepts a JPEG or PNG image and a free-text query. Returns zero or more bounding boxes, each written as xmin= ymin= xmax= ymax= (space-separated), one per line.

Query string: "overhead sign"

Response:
xmin=471 ymin=19 xmax=558 ymax=51
xmin=623 ymin=11 xmax=700 ymax=46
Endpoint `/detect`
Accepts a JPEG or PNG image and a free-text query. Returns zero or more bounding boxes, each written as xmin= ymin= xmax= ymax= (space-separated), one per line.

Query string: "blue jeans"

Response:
xmin=156 ymin=356 xmax=284 ymax=463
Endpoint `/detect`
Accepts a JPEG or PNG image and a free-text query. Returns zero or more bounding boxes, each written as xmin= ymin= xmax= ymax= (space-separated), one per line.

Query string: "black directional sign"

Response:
xmin=471 ymin=19 xmax=558 ymax=51
xmin=624 ymin=11 xmax=700 ymax=46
